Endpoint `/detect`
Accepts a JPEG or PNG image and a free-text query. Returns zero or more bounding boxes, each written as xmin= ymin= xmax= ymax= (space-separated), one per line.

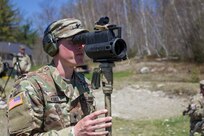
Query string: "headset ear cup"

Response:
xmin=43 ymin=33 xmax=59 ymax=57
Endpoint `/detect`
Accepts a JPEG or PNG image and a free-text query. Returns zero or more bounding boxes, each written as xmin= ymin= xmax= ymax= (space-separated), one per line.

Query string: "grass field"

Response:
xmin=112 ymin=116 xmax=189 ymax=136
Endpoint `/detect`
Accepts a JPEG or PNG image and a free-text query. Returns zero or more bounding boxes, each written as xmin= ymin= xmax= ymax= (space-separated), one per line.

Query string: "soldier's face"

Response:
xmin=57 ymin=38 xmax=85 ymax=67
xmin=20 ymin=48 xmax=25 ymax=54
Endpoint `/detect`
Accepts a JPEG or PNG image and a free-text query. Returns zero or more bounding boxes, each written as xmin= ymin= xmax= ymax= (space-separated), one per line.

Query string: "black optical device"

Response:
xmin=72 ymin=16 xmax=127 ymax=63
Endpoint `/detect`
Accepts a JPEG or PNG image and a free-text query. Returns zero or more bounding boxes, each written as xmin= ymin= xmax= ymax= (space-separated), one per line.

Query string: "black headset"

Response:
xmin=42 ymin=23 xmax=59 ymax=57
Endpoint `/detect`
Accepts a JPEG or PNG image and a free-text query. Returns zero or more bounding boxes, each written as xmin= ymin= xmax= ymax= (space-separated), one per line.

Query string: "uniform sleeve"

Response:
xmin=0 ymin=57 xmax=3 ymax=73
xmin=25 ymin=55 xmax=31 ymax=72
xmin=12 ymin=57 xmax=17 ymax=67
xmin=187 ymin=95 xmax=204 ymax=120
xmin=192 ymin=105 xmax=204 ymax=118
xmin=7 ymin=80 xmax=75 ymax=136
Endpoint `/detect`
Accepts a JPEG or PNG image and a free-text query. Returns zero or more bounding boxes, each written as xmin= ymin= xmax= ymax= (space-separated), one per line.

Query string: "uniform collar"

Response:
xmin=48 ymin=61 xmax=83 ymax=100
xmin=48 ymin=61 xmax=75 ymax=99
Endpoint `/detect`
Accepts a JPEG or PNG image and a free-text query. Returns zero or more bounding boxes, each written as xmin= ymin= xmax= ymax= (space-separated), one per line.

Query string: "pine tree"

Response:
xmin=0 ymin=0 xmax=20 ymax=42
xmin=16 ymin=21 xmax=38 ymax=48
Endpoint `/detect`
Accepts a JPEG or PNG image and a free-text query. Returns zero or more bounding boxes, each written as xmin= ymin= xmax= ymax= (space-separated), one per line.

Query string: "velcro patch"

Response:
xmin=9 ymin=94 xmax=23 ymax=110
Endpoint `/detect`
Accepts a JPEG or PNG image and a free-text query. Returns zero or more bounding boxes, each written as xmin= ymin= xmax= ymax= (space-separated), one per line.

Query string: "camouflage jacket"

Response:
xmin=0 ymin=56 xmax=3 ymax=73
xmin=183 ymin=94 xmax=204 ymax=133
xmin=185 ymin=94 xmax=204 ymax=119
xmin=7 ymin=62 xmax=95 ymax=136
xmin=12 ymin=53 xmax=31 ymax=73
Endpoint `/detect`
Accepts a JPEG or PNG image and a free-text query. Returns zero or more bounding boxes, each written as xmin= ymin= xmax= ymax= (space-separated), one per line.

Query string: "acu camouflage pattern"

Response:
xmin=7 ymin=61 xmax=95 ymax=136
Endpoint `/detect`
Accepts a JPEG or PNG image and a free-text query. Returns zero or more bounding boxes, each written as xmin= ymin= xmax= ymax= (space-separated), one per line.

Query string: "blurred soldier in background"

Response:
xmin=0 ymin=56 xmax=7 ymax=109
xmin=12 ymin=45 xmax=31 ymax=76
xmin=183 ymin=80 xmax=204 ymax=136
xmin=0 ymin=56 xmax=9 ymax=78
xmin=0 ymin=56 xmax=3 ymax=75
xmin=0 ymin=85 xmax=7 ymax=109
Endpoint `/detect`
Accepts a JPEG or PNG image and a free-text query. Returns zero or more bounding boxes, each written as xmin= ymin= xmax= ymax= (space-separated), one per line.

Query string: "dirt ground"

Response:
xmin=93 ymin=84 xmax=188 ymax=120
xmin=92 ymin=60 xmax=198 ymax=120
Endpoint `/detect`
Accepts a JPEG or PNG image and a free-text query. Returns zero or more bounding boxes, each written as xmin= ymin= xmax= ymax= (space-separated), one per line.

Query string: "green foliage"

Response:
xmin=0 ymin=0 xmax=38 ymax=46
xmin=30 ymin=65 xmax=43 ymax=71
xmin=159 ymin=47 xmax=166 ymax=58
xmin=15 ymin=22 xmax=38 ymax=47
xmin=113 ymin=70 xmax=133 ymax=79
xmin=0 ymin=0 xmax=20 ymax=42
xmin=189 ymin=13 xmax=204 ymax=63
xmin=192 ymin=37 xmax=204 ymax=63
xmin=190 ymin=68 xmax=200 ymax=83
xmin=84 ymin=73 xmax=92 ymax=80
xmin=84 ymin=70 xmax=133 ymax=81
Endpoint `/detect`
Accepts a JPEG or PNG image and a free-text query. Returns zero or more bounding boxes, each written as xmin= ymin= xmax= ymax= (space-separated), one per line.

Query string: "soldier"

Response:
xmin=12 ymin=45 xmax=31 ymax=75
xmin=0 ymin=56 xmax=3 ymax=75
xmin=183 ymin=80 xmax=204 ymax=136
xmin=0 ymin=56 xmax=7 ymax=109
xmin=7 ymin=18 xmax=112 ymax=136
xmin=0 ymin=57 xmax=5 ymax=99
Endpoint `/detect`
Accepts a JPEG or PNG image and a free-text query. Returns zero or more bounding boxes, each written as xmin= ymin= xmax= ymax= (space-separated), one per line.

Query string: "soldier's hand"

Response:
xmin=190 ymin=104 xmax=196 ymax=110
xmin=74 ymin=109 xmax=112 ymax=136
xmin=183 ymin=110 xmax=187 ymax=116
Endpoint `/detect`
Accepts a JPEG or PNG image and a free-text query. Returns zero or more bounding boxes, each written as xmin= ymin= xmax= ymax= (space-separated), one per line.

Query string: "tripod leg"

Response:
xmin=1 ymin=63 xmax=16 ymax=99
xmin=100 ymin=63 xmax=114 ymax=136
xmin=0 ymin=85 xmax=3 ymax=99
xmin=15 ymin=62 xmax=23 ymax=78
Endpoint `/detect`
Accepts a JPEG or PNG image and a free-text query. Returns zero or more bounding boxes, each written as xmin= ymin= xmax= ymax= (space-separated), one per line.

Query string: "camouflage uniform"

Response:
xmin=0 ymin=57 xmax=4 ymax=98
xmin=12 ymin=47 xmax=31 ymax=74
xmin=7 ymin=61 xmax=95 ymax=135
xmin=0 ymin=56 xmax=3 ymax=74
xmin=183 ymin=80 xmax=204 ymax=136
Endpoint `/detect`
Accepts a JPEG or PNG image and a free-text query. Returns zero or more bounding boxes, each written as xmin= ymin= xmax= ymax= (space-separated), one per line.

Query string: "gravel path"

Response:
xmin=93 ymin=85 xmax=188 ymax=120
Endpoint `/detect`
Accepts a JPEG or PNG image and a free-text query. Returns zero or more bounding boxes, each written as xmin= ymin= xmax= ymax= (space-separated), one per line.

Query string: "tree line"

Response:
xmin=0 ymin=0 xmax=38 ymax=48
xmin=1 ymin=0 xmax=204 ymax=64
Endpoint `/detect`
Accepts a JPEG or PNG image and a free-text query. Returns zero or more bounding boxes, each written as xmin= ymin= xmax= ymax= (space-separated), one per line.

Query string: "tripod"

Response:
xmin=0 ymin=56 xmax=23 ymax=99
xmin=91 ymin=62 xmax=115 ymax=136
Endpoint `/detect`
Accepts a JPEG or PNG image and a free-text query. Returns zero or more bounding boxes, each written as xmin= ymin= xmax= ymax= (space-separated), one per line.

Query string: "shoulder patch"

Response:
xmin=8 ymin=93 xmax=23 ymax=110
